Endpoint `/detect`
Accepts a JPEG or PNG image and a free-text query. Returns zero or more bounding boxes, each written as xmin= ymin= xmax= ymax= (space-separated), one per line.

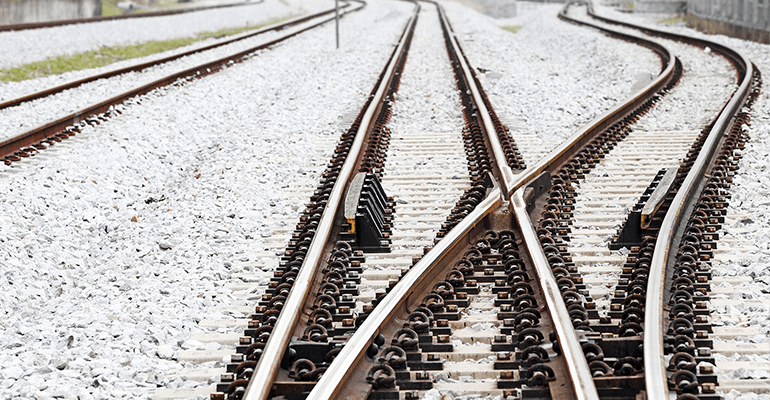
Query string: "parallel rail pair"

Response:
xmin=583 ymin=5 xmax=755 ymax=398
xmin=0 ymin=2 xmax=361 ymax=164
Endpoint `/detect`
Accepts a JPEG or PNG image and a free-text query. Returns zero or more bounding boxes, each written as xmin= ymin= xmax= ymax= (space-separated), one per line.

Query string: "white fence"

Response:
xmin=688 ymin=0 xmax=770 ymax=30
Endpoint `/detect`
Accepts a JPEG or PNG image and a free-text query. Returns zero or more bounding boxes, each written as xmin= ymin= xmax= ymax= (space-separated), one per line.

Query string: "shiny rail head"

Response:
xmin=240 ymin=5 xmax=419 ymax=400
xmin=306 ymin=187 xmax=502 ymax=400
xmin=575 ymin=4 xmax=757 ymax=400
xmin=510 ymin=188 xmax=600 ymax=400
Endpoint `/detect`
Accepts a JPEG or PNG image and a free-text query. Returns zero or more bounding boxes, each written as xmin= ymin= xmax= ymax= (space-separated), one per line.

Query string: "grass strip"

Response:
xmin=502 ymin=26 xmax=521 ymax=34
xmin=659 ymin=16 xmax=684 ymax=24
xmin=102 ymin=0 xmax=187 ymax=16
xmin=101 ymin=0 xmax=124 ymax=17
xmin=0 ymin=15 xmax=294 ymax=83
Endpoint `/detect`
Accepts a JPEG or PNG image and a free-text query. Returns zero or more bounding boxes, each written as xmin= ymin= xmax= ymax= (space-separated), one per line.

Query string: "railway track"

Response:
xmin=567 ymin=4 xmax=764 ymax=398
xmin=306 ymin=4 xmax=678 ymax=399
xmin=0 ymin=0 xmax=764 ymax=399
xmin=0 ymin=1 xmax=414 ymax=398
xmin=581 ymin=5 xmax=769 ymax=398
xmin=193 ymin=1 xmax=761 ymax=399
xmin=0 ymin=7 xmax=348 ymax=110
xmin=193 ymin=0 xmax=664 ymax=399
xmin=0 ymin=2 xmax=362 ymax=165
xmin=197 ymin=1 xmax=535 ymax=399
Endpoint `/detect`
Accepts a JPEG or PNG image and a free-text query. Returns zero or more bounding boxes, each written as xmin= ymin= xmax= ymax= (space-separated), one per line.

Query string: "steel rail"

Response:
xmin=0 ymin=0 xmax=263 ymax=32
xmin=506 ymin=4 xmax=677 ymax=198
xmin=453 ymin=1 xmax=595 ymax=396
xmin=0 ymin=2 xmax=365 ymax=162
xmin=510 ymin=189 xmax=599 ymax=400
xmin=306 ymin=3 xmax=515 ymax=397
xmin=500 ymin=6 xmax=679 ymax=399
xmin=645 ymin=54 xmax=753 ymax=400
xmin=577 ymin=3 xmax=756 ymax=396
xmin=436 ymin=3 xmax=515 ymax=199
xmin=0 ymin=6 xmax=350 ymax=110
xmin=582 ymin=10 xmax=757 ymax=400
xmin=240 ymin=5 xmax=420 ymax=400
xmin=573 ymin=2 xmax=758 ymax=396
xmin=309 ymin=3 xmax=681 ymax=399
xmin=307 ymin=187 xmax=503 ymax=400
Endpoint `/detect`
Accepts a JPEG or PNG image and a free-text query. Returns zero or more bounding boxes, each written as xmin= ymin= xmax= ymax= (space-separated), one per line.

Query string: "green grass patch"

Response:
xmin=502 ymin=25 xmax=521 ymax=34
xmin=0 ymin=15 xmax=296 ymax=83
xmin=136 ymin=0 xmax=188 ymax=13
xmin=659 ymin=16 xmax=684 ymax=24
xmin=153 ymin=0 xmax=187 ymax=8
xmin=102 ymin=0 xmax=184 ymax=16
xmin=101 ymin=0 xmax=125 ymax=16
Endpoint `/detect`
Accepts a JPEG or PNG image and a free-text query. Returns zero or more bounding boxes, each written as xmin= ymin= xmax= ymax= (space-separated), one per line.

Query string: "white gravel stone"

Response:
xmin=0 ymin=1 xmax=413 ymax=398
xmin=470 ymin=322 xmax=494 ymax=331
xmin=421 ymin=388 xmax=443 ymax=400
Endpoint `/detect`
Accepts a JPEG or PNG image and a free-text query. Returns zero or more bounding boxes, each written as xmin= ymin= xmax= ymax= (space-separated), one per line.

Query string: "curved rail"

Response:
xmin=565 ymin=5 xmax=757 ymax=397
xmin=240 ymin=4 xmax=420 ymax=399
xmin=582 ymin=7 xmax=755 ymax=398
xmin=646 ymin=46 xmax=752 ymax=400
xmin=575 ymin=2 xmax=756 ymax=396
xmin=0 ymin=6 xmax=350 ymax=110
xmin=0 ymin=0 xmax=263 ymax=32
xmin=504 ymin=4 xmax=677 ymax=201
xmin=0 ymin=2 xmax=364 ymax=164
xmin=307 ymin=187 xmax=503 ymax=400
xmin=307 ymin=2 xmax=681 ymax=399
xmin=507 ymin=5 xmax=677 ymax=399
xmin=305 ymin=4 xmax=515 ymax=397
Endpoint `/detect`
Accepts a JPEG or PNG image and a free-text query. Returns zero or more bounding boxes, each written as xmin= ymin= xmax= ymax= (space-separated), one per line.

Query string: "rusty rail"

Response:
xmin=439 ymin=6 xmax=515 ymax=198
xmin=0 ymin=5 xmax=349 ymax=110
xmin=580 ymin=4 xmax=755 ymax=397
xmin=239 ymin=3 xmax=420 ymax=399
xmin=0 ymin=1 xmax=364 ymax=164
xmin=305 ymin=3 xmax=518 ymax=397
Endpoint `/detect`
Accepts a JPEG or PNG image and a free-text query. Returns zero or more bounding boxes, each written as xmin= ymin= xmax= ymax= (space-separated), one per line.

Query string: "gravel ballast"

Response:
xmin=388 ymin=2 xmax=463 ymax=135
xmin=0 ymin=0 xmax=327 ymax=70
xmin=0 ymin=1 xmax=413 ymax=398
xmin=3 ymin=0 xmax=769 ymax=399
